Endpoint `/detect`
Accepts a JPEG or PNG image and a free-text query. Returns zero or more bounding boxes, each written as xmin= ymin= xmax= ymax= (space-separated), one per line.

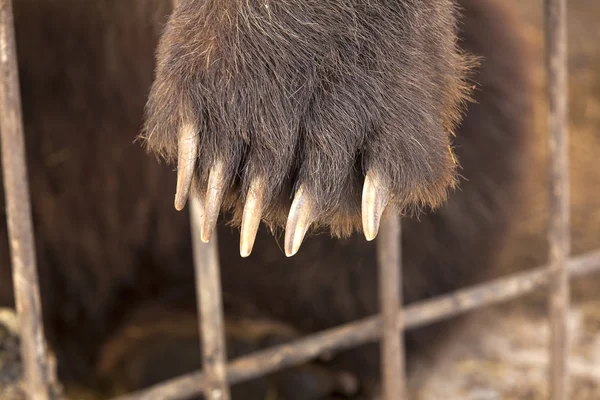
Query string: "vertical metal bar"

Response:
xmin=377 ymin=214 xmax=406 ymax=399
xmin=190 ymin=196 xmax=230 ymax=400
xmin=0 ymin=1 xmax=52 ymax=399
xmin=545 ymin=0 xmax=570 ymax=399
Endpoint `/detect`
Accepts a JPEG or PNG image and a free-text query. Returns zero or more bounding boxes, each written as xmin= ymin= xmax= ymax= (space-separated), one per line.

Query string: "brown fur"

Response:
xmin=0 ymin=0 xmax=534 ymax=397
xmin=143 ymin=0 xmax=474 ymax=236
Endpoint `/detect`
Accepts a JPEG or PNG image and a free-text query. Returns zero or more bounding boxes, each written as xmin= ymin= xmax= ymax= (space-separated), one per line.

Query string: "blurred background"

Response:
xmin=410 ymin=1 xmax=600 ymax=398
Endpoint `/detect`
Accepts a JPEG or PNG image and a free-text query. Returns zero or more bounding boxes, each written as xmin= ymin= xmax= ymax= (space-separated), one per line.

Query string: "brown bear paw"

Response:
xmin=142 ymin=0 xmax=472 ymax=257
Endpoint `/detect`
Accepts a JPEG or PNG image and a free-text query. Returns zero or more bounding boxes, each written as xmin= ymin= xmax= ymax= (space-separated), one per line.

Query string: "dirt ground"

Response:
xmin=410 ymin=1 xmax=600 ymax=398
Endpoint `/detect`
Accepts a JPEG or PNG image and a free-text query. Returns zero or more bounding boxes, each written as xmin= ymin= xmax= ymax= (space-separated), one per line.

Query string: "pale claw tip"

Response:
xmin=284 ymin=187 xmax=314 ymax=257
xmin=240 ymin=248 xmax=251 ymax=258
xmin=174 ymin=123 xmax=199 ymax=211
xmin=174 ymin=198 xmax=186 ymax=212
xmin=362 ymin=172 xmax=389 ymax=241
xmin=240 ymin=179 xmax=265 ymax=258
xmin=201 ymin=161 xmax=227 ymax=243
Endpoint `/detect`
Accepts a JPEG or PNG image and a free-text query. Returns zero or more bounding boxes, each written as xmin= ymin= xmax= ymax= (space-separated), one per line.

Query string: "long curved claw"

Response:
xmin=174 ymin=123 xmax=199 ymax=211
xmin=240 ymin=178 xmax=265 ymax=258
xmin=284 ymin=186 xmax=315 ymax=257
xmin=362 ymin=172 xmax=389 ymax=241
xmin=200 ymin=160 xmax=227 ymax=243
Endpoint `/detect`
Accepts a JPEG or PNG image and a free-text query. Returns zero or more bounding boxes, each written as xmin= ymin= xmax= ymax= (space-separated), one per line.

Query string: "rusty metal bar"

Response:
xmin=0 ymin=1 xmax=53 ymax=399
xmin=190 ymin=196 xmax=230 ymax=400
xmin=545 ymin=0 xmax=570 ymax=399
xmin=112 ymin=250 xmax=600 ymax=400
xmin=377 ymin=214 xmax=406 ymax=399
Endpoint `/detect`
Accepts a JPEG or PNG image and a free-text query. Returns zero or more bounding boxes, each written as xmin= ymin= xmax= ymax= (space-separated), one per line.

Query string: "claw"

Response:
xmin=201 ymin=160 xmax=227 ymax=243
xmin=174 ymin=123 xmax=199 ymax=211
xmin=240 ymin=178 xmax=265 ymax=258
xmin=284 ymin=186 xmax=315 ymax=257
xmin=362 ymin=172 xmax=389 ymax=241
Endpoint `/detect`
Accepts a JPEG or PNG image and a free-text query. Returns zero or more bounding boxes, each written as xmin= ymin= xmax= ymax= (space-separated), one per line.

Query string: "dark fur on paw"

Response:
xmin=142 ymin=0 xmax=474 ymax=256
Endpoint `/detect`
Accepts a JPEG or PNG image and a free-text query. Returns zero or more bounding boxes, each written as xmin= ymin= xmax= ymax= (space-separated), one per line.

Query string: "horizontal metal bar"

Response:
xmin=112 ymin=250 xmax=600 ymax=400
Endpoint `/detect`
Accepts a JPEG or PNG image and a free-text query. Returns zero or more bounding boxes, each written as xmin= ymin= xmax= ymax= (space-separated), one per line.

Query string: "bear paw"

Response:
xmin=142 ymin=0 xmax=472 ymax=257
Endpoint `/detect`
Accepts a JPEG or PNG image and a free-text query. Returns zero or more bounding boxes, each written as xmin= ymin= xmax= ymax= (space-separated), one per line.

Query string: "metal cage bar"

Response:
xmin=0 ymin=0 xmax=53 ymax=399
xmin=545 ymin=0 xmax=570 ymax=399
xmin=113 ymin=250 xmax=600 ymax=400
xmin=377 ymin=214 xmax=406 ymax=399
xmin=190 ymin=197 xmax=230 ymax=400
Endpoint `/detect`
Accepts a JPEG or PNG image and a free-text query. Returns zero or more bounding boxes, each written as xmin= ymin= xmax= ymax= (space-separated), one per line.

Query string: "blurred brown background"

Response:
xmin=411 ymin=1 xmax=600 ymax=398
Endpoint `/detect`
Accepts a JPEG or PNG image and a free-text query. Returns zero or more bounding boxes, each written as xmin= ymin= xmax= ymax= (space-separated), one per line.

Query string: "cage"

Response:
xmin=0 ymin=0 xmax=596 ymax=399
